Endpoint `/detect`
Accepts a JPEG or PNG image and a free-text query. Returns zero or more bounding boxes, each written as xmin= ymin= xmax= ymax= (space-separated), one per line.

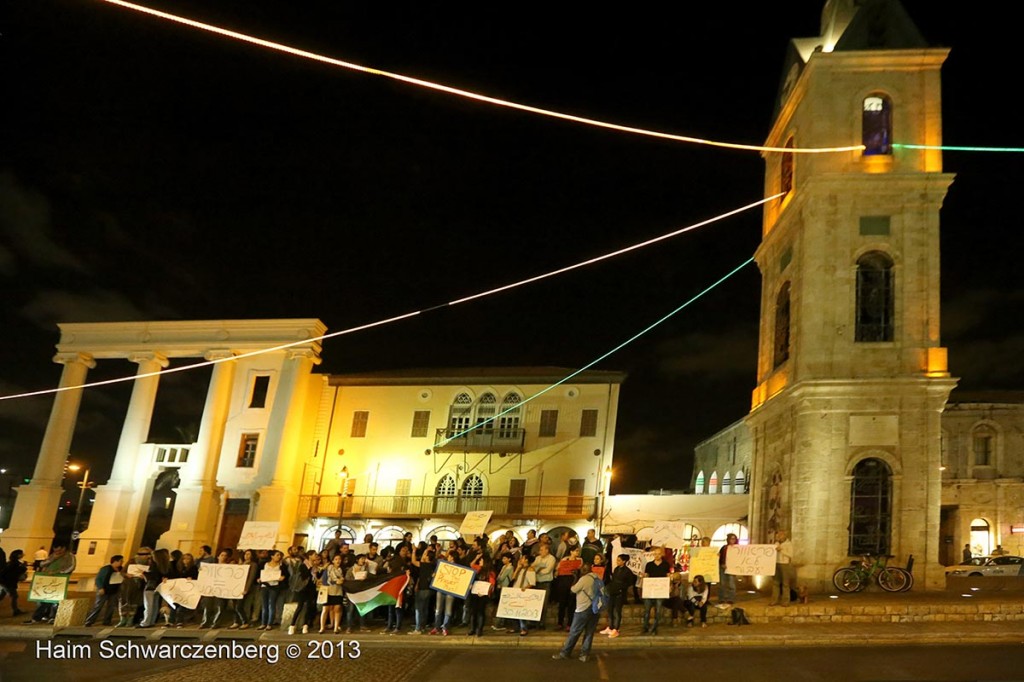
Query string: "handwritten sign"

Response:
xmin=237 ymin=521 xmax=279 ymax=550
xmin=725 ymin=544 xmax=776 ymax=576
xmin=430 ymin=560 xmax=476 ymax=598
xmin=196 ymin=563 xmax=250 ymax=599
xmin=348 ymin=543 xmax=370 ymax=556
xmin=157 ymin=578 xmax=202 ymax=609
xmin=126 ymin=564 xmax=149 ymax=578
xmin=28 ymin=574 xmax=69 ymax=603
xmin=260 ymin=567 xmax=283 ymax=584
xmin=641 ymin=576 xmax=670 ymax=600
xmin=496 ymin=587 xmax=545 ymax=621
xmin=471 ymin=580 xmax=492 ymax=596
xmin=458 ymin=510 xmax=493 ymax=537
xmin=622 ymin=548 xmax=656 ymax=577
xmin=687 ymin=547 xmax=720 ymax=583
xmin=652 ymin=521 xmax=687 ymax=549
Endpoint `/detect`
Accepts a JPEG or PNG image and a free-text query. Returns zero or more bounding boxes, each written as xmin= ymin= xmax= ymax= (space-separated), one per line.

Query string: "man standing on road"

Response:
xmin=552 ymin=563 xmax=602 ymax=663
xmin=770 ymin=530 xmax=795 ymax=606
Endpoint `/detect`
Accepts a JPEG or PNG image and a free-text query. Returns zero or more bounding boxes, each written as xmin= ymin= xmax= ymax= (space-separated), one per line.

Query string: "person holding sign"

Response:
xmin=257 ymin=550 xmax=288 ymax=630
xmin=84 ymin=555 xmax=124 ymax=626
xmin=641 ymin=547 xmax=670 ymax=636
xmin=26 ymin=545 xmax=75 ymax=624
xmin=717 ymin=533 xmax=739 ymax=604
xmin=508 ymin=554 xmax=536 ymax=637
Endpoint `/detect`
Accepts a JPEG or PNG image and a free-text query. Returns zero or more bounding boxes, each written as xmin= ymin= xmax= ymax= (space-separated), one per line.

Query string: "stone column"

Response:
xmin=77 ymin=353 xmax=168 ymax=574
xmin=255 ymin=349 xmax=319 ymax=549
xmin=4 ymin=352 xmax=95 ymax=555
xmin=158 ymin=351 xmax=235 ymax=553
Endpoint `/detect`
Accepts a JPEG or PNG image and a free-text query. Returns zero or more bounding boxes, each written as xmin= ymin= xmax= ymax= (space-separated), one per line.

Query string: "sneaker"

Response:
xmin=579 ymin=654 xmax=588 ymax=662
xmin=608 ymin=629 xmax=619 ymax=638
xmin=551 ymin=654 xmax=568 ymax=660
xmin=256 ymin=625 xmax=267 ymax=630
xmin=288 ymin=626 xmax=296 ymax=635
xmin=440 ymin=628 xmax=449 ymax=636
xmin=228 ymin=623 xmax=239 ymax=630
xmin=410 ymin=629 xmax=423 ymax=635
xmin=429 ymin=628 xmax=439 ymax=635
xmin=599 ymin=627 xmax=612 ymax=635
xmin=302 ymin=625 xmax=309 ymax=635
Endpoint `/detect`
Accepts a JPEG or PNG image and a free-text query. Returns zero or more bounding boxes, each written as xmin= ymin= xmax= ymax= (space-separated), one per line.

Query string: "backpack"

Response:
xmin=590 ymin=576 xmax=608 ymax=614
xmin=730 ymin=607 xmax=751 ymax=626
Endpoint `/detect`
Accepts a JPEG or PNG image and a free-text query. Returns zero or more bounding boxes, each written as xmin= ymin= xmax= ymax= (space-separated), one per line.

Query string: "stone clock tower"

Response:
xmin=746 ymin=0 xmax=957 ymax=589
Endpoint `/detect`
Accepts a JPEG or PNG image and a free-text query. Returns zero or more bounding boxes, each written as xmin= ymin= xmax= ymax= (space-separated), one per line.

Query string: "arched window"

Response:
xmin=721 ymin=471 xmax=732 ymax=495
xmin=462 ymin=473 xmax=484 ymax=497
xmin=374 ymin=525 xmax=408 ymax=550
xmin=684 ymin=524 xmax=702 ymax=544
xmin=711 ymin=523 xmax=749 ymax=548
xmin=709 ymin=471 xmax=719 ymax=495
xmin=435 ymin=474 xmax=456 ymax=497
xmin=319 ymin=525 xmax=356 ymax=550
xmin=498 ymin=392 xmax=522 ymax=439
xmin=849 ymin=458 xmax=892 ymax=556
xmin=862 ymin=94 xmax=892 ymax=156
xmin=855 ymin=251 xmax=894 ymax=342
xmin=969 ymin=518 xmax=992 ymax=557
xmin=972 ymin=425 xmax=996 ymax=467
xmin=448 ymin=392 xmax=473 ymax=434
xmin=734 ymin=470 xmax=746 ymax=494
xmin=694 ymin=470 xmax=705 ymax=494
xmin=780 ymin=137 xmax=794 ymax=196
xmin=475 ymin=393 xmax=497 ymax=433
xmin=425 ymin=525 xmax=460 ymax=547
xmin=773 ymin=282 xmax=791 ymax=368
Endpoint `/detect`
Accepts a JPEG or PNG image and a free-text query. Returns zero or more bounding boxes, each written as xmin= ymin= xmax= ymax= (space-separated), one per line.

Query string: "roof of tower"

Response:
xmin=832 ymin=0 xmax=927 ymax=51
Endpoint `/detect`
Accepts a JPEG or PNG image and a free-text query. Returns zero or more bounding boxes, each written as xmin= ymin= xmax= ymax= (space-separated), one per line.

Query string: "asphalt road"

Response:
xmin=2 ymin=641 xmax=1023 ymax=682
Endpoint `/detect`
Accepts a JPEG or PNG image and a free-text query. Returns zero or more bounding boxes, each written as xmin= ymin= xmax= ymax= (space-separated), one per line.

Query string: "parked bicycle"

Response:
xmin=832 ymin=554 xmax=912 ymax=593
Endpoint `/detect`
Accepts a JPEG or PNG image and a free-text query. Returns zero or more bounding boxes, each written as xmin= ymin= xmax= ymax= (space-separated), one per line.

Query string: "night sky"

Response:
xmin=0 ymin=1 xmax=1020 ymax=495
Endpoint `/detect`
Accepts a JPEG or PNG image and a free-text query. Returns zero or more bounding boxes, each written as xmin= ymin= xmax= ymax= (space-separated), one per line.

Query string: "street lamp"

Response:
xmin=337 ymin=466 xmax=349 ymax=531
xmin=67 ymin=463 xmax=94 ymax=551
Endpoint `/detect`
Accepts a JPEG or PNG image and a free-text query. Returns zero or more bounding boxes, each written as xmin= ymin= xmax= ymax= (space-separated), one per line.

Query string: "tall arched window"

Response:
xmin=780 ymin=137 xmax=794 ymax=196
xmin=862 ymin=94 xmax=892 ymax=156
xmin=722 ymin=471 xmax=732 ymax=495
xmin=475 ymin=392 xmax=497 ymax=434
xmin=448 ymin=392 xmax=473 ymax=434
xmin=969 ymin=518 xmax=992 ymax=557
xmin=773 ymin=281 xmax=791 ymax=368
xmin=498 ymin=392 xmax=522 ymax=439
xmin=709 ymin=471 xmax=719 ymax=495
xmin=972 ymin=425 xmax=996 ymax=467
xmin=855 ymin=251 xmax=894 ymax=342
xmin=734 ymin=470 xmax=746 ymax=494
xmin=435 ymin=474 xmax=456 ymax=497
xmin=695 ymin=470 xmax=705 ymax=494
xmin=462 ymin=473 xmax=484 ymax=497
xmin=849 ymin=458 xmax=892 ymax=556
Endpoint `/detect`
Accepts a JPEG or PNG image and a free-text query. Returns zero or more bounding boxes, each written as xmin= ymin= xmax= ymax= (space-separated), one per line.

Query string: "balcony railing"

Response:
xmin=297 ymin=494 xmax=597 ymax=520
xmin=433 ymin=427 xmax=526 ymax=454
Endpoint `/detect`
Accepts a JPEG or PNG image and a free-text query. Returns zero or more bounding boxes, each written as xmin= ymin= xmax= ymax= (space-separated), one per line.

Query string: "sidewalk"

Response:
xmin=2 ymin=588 xmax=1022 ymax=648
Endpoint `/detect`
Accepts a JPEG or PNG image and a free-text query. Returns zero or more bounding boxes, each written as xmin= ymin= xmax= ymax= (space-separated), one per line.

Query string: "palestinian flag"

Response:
xmin=344 ymin=573 xmax=409 ymax=616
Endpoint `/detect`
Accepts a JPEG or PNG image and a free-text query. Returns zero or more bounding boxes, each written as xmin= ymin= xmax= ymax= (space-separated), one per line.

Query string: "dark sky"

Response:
xmin=0 ymin=1 xmax=1020 ymax=494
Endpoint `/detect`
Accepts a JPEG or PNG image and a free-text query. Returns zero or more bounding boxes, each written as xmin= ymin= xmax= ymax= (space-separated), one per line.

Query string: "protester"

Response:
xmin=0 ymin=549 xmax=28 ymax=617
xmin=84 ymin=555 xmax=123 ymax=626
xmin=601 ymin=553 xmax=635 ymax=638
xmin=26 ymin=544 xmax=76 ymax=624
xmin=257 ymin=550 xmax=288 ymax=630
xmin=641 ymin=546 xmax=670 ymax=635
xmin=685 ymin=574 xmax=710 ymax=627
xmin=552 ymin=563 xmax=602 ymax=662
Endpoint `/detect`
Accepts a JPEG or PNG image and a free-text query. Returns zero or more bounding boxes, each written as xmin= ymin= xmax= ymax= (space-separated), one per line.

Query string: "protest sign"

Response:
xmin=687 ymin=547 xmax=720 ymax=583
xmin=652 ymin=521 xmax=687 ymax=549
xmin=126 ymin=564 xmax=148 ymax=578
xmin=471 ymin=580 xmax=492 ymax=596
xmin=260 ymin=566 xmax=283 ymax=584
xmin=28 ymin=574 xmax=69 ymax=603
xmin=430 ymin=560 xmax=476 ymax=598
xmin=157 ymin=578 xmax=202 ymax=609
xmin=641 ymin=576 xmax=670 ymax=600
xmin=496 ymin=588 xmax=545 ymax=621
xmin=237 ymin=521 xmax=279 ymax=550
xmin=622 ymin=548 xmax=656 ymax=577
xmin=725 ymin=544 xmax=777 ymax=576
xmin=197 ymin=563 xmax=250 ymax=599
xmin=458 ymin=510 xmax=493 ymax=537
xmin=348 ymin=543 xmax=371 ymax=556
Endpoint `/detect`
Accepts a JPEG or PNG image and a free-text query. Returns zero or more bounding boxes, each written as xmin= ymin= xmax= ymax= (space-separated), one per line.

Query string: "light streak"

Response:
xmin=439 ymin=256 xmax=756 ymax=445
xmin=893 ymin=143 xmax=1024 ymax=153
xmin=1 ymin=195 xmax=771 ymax=402
xmin=97 ymin=0 xmax=862 ymax=155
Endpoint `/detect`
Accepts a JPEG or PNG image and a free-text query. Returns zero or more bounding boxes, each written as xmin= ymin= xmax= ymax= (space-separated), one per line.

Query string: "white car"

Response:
xmin=947 ymin=555 xmax=1024 ymax=577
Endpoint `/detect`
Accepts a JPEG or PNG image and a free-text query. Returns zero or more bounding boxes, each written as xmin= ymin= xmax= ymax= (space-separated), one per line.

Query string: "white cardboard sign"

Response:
xmin=724 ymin=544 xmax=777 ymax=576
xmin=196 ymin=563 xmax=250 ymax=599
xmin=237 ymin=521 xmax=279 ymax=550
xmin=495 ymin=587 xmax=545 ymax=621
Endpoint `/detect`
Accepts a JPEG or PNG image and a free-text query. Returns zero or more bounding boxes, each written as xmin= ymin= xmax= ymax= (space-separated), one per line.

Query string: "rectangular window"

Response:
xmin=351 ymin=411 xmax=369 ymax=438
xmin=974 ymin=435 xmax=992 ymax=466
xmin=579 ymin=409 xmax=598 ymax=437
xmin=539 ymin=410 xmax=559 ymax=437
xmin=237 ymin=433 xmax=259 ymax=468
xmin=249 ymin=375 xmax=270 ymax=408
xmin=567 ymin=478 xmax=585 ymax=514
xmin=508 ymin=479 xmax=526 ymax=515
xmin=410 ymin=410 xmax=431 ymax=438
xmin=394 ymin=479 xmax=411 ymax=513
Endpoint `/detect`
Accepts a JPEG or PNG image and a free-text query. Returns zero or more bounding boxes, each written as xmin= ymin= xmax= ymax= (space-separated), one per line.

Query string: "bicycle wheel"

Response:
xmin=832 ymin=567 xmax=864 ymax=593
xmin=896 ymin=568 xmax=914 ymax=592
xmin=878 ymin=567 xmax=908 ymax=592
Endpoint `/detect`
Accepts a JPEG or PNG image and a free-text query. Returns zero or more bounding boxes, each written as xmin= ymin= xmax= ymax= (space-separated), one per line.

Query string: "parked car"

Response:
xmin=947 ymin=555 xmax=1024 ymax=577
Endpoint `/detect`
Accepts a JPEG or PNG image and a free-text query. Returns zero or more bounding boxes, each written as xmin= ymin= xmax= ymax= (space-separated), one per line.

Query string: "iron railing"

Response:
xmin=297 ymin=494 xmax=597 ymax=520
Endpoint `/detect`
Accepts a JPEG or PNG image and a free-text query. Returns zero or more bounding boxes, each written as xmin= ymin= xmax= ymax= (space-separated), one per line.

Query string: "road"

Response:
xmin=2 ymin=641 xmax=1023 ymax=682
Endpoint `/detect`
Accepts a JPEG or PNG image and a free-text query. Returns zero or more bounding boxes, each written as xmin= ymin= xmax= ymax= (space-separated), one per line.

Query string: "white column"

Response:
xmin=158 ymin=351 xmax=235 ymax=553
xmin=78 ymin=353 xmax=168 ymax=573
xmin=255 ymin=349 xmax=319 ymax=549
xmin=4 ymin=352 xmax=95 ymax=554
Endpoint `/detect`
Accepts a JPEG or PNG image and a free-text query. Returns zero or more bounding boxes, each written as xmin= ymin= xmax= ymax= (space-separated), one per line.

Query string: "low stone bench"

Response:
xmin=54 ymin=597 xmax=93 ymax=627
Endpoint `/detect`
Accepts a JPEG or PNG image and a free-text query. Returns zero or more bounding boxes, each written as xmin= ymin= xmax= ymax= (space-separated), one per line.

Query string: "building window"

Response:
xmin=498 ymin=392 xmax=522 ymax=439
xmin=855 ymin=251 xmax=894 ymax=342
xmin=969 ymin=518 xmax=991 ymax=557
xmin=350 ymin=411 xmax=369 ymax=438
xmin=462 ymin=474 xmax=484 ymax=497
xmin=539 ymin=410 xmax=558 ymax=437
xmin=780 ymin=137 xmax=794 ymax=196
xmin=249 ymin=375 xmax=270 ymax=408
xmin=449 ymin=392 xmax=473 ymax=435
xmin=567 ymin=478 xmax=585 ymax=514
xmin=773 ymin=281 xmax=791 ymax=368
xmin=410 ymin=410 xmax=431 ymax=438
xmin=237 ymin=433 xmax=259 ymax=468
xmin=849 ymin=458 xmax=892 ymax=556
xmin=972 ymin=425 xmax=995 ymax=467
xmin=862 ymin=94 xmax=892 ymax=156
xmin=394 ymin=479 xmax=411 ymax=513
xmin=711 ymin=523 xmax=749 ymax=548
xmin=435 ymin=474 xmax=456 ymax=497
xmin=579 ymin=409 xmax=598 ymax=437
xmin=695 ymin=470 xmax=705 ymax=495
xmin=507 ymin=479 xmax=526 ymax=515
xmin=709 ymin=471 xmax=719 ymax=495
xmin=475 ymin=393 xmax=497 ymax=434
xmin=734 ymin=469 xmax=746 ymax=494
xmin=722 ymin=471 xmax=732 ymax=495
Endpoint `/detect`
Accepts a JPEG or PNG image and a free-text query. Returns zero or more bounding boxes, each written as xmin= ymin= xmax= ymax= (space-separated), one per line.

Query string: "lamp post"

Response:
xmin=337 ymin=466 xmax=349 ymax=531
xmin=67 ymin=463 xmax=93 ymax=551
xmin=598 ymin=465 xmax=612 ymax=536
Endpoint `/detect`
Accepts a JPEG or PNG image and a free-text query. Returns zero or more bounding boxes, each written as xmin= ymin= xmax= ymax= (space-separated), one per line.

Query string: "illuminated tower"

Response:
xmin=746 ymin=0 xmax=956 ymax=589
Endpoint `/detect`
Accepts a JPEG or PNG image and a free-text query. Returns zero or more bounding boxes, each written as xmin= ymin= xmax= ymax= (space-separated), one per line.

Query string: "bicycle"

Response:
xmin=832 ymin=554 xmax=910 ymax=593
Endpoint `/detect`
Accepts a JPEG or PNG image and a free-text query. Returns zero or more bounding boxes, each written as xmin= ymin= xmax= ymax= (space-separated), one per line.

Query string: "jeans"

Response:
xmin=720 ymin=573 xmax=737 ymax=603
xmin=385 ymin=604 xmax=403 ymax=631
xmin=84 ymin=590 xmax=116 ymax=625
xmin=608 ymin=592 xmax=626 ymax=630
xmin=684 ymin=600 xmax=708 ymax=623
xmin=771 ymin=564 xmax=796 ymax=604
xmin=642 ymin=598 xmax=664 ymax=632
xmin=346 ymin=601 xmax=365 ymax=630
xmin=414 ymin=589 xmax=433 ymax=631
xmin=139 ymin=589 xmax=161 ymax=626
xmin=559 ymin=609 xmax=599 ymax=658
xmin=260 ymin=586 xmax=282 ymax=627
xmin=535 ymin=581 xmax=552 ymax=627
xmin=433 ymin=592 xmax=456 ymax=630
xmin=200 ymin=597 xmax=225 ymax=627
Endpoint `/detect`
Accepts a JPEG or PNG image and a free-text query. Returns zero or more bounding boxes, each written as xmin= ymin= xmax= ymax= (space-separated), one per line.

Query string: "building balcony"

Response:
xmin=433 ymin=427 xmax=526 ymax=454
xmin=297 ymin=494 xmax=597 ymax=521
